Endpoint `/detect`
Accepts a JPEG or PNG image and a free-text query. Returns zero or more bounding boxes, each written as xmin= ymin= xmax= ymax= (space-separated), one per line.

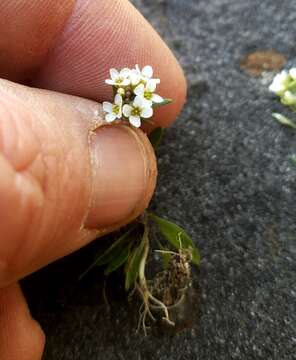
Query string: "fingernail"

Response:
xmin=86 ymin=125 xmax=156 ymax=229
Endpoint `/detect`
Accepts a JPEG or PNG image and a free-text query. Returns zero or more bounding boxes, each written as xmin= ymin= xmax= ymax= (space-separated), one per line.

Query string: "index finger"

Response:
xmin=0 ymin=0 xmax=186 ymax=129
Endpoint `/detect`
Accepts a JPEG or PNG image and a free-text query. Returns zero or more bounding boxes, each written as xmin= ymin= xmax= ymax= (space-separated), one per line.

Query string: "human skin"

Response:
xmin=0 ymin=1 xmax=187 ymax=358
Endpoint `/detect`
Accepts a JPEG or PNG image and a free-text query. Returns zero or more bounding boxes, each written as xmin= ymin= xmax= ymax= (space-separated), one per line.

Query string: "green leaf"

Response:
xmin=272 ymin=113 xmax=296 ymax=129
xmin=125 ymin=237 xmax=145 ymax=291
xmin=148 ymin=127 xmax=164 ymax=149
xmin=104 ymin=245 xmax=130 ymax=275
xmin=149 ymin=213 xmax=201 ymax=266
xmin=79 ymin=227 xmax=135 ymax=280
xmin=152 ymin=98 xmax=172 ymax=108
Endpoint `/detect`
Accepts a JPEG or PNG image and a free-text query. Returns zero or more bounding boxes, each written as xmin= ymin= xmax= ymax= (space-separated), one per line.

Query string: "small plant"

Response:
xmin=80 ymin=65 xmax=200 ymax=335
xmin=269 ymin=68 xmax=296 ymax=163
xmin=80 ymin=210 xmax=200 ymax=335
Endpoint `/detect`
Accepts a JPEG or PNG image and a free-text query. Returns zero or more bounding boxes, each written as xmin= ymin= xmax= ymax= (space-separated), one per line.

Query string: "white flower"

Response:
xmin=269 ymin=70 xmax=290 ymax=95
xmin=282 ymin=90 xmax=296 ymax=105
xmin=105 ymin=68 xmax=130 ymax=87
xmin=122 ymin=96 xmax=153 ymax=127
xmin=289 ymin=68 xmax=296 ymax=80
xmin=134 ymin=80 xmax=163 ymax=107
xmin=103 ymin=94 xmax=123 ymax=123
xmin=130 ymin=64 xmax=160 ymax=87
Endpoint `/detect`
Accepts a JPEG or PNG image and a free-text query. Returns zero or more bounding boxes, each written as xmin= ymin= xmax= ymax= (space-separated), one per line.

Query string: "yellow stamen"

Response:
xmin=144 ymin=91 xmax=153 ymax=100
xmin=131 ymin=107 xmax=141 ymax=116
xmin=113 ymin=105 xmax=120 ymax=114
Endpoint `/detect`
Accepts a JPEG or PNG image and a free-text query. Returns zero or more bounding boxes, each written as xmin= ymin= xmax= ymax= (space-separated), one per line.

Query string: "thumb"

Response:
xmin=0 ymin=79 xmax=157 ymax=287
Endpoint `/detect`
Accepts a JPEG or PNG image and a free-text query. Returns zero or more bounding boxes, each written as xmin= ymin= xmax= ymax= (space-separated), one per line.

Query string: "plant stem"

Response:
xmin=138 ymin=214 xmax=149 ymax=291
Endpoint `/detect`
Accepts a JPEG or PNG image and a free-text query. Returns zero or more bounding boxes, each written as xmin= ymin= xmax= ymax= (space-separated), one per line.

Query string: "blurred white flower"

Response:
xmin=282 ymin=90 xmax=296 ymax=105
xmin=289 ymin=68 xmax=296 ymax=80
xmin=102 ymin=94 xmax=123 ymax=123
xmin=105 ymin=68 xmax=130 ymax=86
xmin=269 ymin=70 xmax=290 ymax=95
xmin=134 ymin=80 xmax=163 ymax=107
xmin=122 ymin=96 xmax=153 ymax=127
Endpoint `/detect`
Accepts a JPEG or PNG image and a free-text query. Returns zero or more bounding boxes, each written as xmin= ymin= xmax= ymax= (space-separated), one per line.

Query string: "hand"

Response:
xmin=0 ymin=1 xmax=186 ymax=358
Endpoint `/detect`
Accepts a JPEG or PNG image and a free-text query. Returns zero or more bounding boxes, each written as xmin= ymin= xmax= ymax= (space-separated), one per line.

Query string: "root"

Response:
xmin=148 ymin=293 xmax=175 ymax=326
xmin=136 ymin=285 xmax=175 ymax=334
xmin=167 ymin=293 xmax=186 ymax=310
xmin=134 ymin=214 xmax=193 ymax=335
xmin=135 ymin=222 xmax=175 ymax=334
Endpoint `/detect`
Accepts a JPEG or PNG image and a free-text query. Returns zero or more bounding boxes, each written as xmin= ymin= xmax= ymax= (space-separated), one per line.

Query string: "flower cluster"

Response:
xmin=269 ymin=68 xmax=296 ymax=107
xmin=103 ymin=65 xmax=169 ymax=128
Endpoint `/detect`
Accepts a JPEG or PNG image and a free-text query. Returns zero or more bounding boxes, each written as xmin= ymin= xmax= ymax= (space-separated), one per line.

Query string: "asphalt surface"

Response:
xmin=23 ymin=0 xmax=296 ymax=359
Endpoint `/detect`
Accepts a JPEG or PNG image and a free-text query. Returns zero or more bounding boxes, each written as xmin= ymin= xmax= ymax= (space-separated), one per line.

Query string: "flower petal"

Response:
xmin=120 ymin=68 xmax=130 ymax=78
xmin=149 ymin=79 xmax=160 ymax=87
xmin=269 ymin=81 xmax=284 ymax=94
xmin=134 ymin=84 xmax=145 ymax=96
xmin=142 ymin=65 xmax=153 ymax=78
xmin=278 ymin=70 xmax=288 ymax=82
xmin=110 ymin=68 xmax=118 ymax=80
xmin=146 ymin=80 xmax=156 ymax=92
xmin=129 ymin=116 xmax=141 ymax=127
xmin=130 ymin=72 xmax=141 ymax=86
xmin=289 ymin=68 xmax=296 ymax=80
xmin=282 ymin=90 xmax=296 ymax=104
xmin=141 ymin=106 xmax=153 ymax=118
xmin=103 ymin=102 xmax=113 ymax=113
xmin=105 ymin=79 xmax=115 ymax=85
xmin=123 ymin=104 xmax=132 ymax=117
xmin=133 ymin=95 xmax=143 ymax=108
xmin=114 ymin=94 xmax=123 ymax=106
xmin=142 ymin=98 xmax=153 ymax=108
xmin=135 ymin=64 xmax=141 ymax=74
xmin=120 ymin=78 xmax=130 ymax=86
xmin=105 ymin=113 xmax=116 ymax=122
xmin=152 ymin=94 xmax=163 ymax=103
